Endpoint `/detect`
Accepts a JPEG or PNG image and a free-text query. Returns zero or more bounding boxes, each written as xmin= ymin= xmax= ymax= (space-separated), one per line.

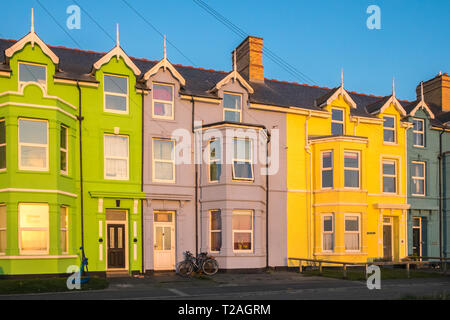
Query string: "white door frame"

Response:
xmin=153 ymin=210 xmax=176 ymax=271
xmin=106 ymin=210 xmax=129 ymax=271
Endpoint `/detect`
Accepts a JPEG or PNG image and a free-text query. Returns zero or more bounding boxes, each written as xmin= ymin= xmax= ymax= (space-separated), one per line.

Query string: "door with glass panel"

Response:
xmin=107 ymin=224 xmax=126 ymax=269
xmin=153 ymin=211 xmax=175 ymax=270
xmin=383 ymin=217 xmax=393 ymax=261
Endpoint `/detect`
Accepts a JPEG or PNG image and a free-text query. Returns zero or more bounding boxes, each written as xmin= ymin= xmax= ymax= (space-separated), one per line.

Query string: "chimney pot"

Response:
xmin=417 ymin=73 xmax=450 ymax=112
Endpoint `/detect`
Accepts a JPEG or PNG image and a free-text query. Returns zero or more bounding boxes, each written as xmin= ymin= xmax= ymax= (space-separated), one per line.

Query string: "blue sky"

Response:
xmin=1 ymin=0 xmax=449 ymax=101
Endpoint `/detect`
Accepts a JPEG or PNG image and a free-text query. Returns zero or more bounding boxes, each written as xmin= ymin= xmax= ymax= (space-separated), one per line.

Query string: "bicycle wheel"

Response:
xmin=202 ymin=259 xmax=219 ymax=276
xmin=177 ymin=261 xmax=194 ymax=277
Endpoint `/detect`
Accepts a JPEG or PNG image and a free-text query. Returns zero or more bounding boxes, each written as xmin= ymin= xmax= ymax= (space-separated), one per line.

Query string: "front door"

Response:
xmin=153 ymin=211 xmax=175 ymax=270
xmin=107 ymin=224 xmax=126 ymax=269
xmin=412 ymin=217 xmax=422 ymax=258
xmin=383 ymin=224 xmax=393 ymax=261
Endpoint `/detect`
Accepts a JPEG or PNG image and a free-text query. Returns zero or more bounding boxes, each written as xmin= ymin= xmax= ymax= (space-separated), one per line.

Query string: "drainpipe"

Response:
xmin=404 ymin=122 xmax=411 ymax=258
xmin=141 ymin=90 xmax=145 ymax=274
xmin=439 ymin=130 xmax=444 ymax=262
xmin=191 ymin=96 xmax=199 ymax=256
xmin=265 ymin=130 xmax=271 ymax=269
xmin=76 ymin=81 xmax=85 ymax=250
xmin=305 ymin=111 xmax=313 ymax=259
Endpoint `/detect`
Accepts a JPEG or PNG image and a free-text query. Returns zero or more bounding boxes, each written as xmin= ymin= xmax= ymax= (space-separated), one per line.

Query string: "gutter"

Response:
xmin=76 ymin=81 xmax=85 ymax=250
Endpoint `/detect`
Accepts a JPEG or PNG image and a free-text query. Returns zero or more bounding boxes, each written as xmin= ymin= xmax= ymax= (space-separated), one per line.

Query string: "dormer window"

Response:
xmin=383 ymin=115 xmax=396 ymax=143
xmin=104 ymin=74 xmax=128 ymax=114
xmin=224 ymin=93 xmax=242 ymax=122
xmin=331 ymin=108 xmax=344 ymax=135
xmin=412 ymin=118 xmax=425 ymax=147
xmin=152 ymin=83 xmax=174 ymax=120
xmin=19 ymin=63 xmax=46 ymax=89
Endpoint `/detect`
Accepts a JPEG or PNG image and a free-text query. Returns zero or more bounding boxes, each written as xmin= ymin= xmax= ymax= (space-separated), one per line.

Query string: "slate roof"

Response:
xmin=0 ymin=37 xmax=444 ymax=125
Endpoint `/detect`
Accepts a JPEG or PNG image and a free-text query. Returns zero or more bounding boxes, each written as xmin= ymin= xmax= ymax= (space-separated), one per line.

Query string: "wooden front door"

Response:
xmin=153 ymin=211 xmax=175 ymax=270
xmin=383 ymin=224 xmax=393 ymax=261
xmin=107 ymin=224 xmax=126 ymax=269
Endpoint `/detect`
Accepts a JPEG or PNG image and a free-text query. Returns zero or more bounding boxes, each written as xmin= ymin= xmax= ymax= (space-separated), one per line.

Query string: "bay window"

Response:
xmin=19 ymin=119 xmax=48 ymax=171
xmin=232 ymin=138 xmax=253 ymax=181
xmin=321 ymin=151 xmax=333 ymax=189
xmin=344 ymin=151 xmax=360 ymax=188
xmin=210 ymin=210 xmax=222 ymax=252
xmin=104 ymin=134 xmax=129 ymax=180
xmin=209 ymin=139 xmax=221 ymax=182
xmin=345 ymin=215 xmax=360 ymax=251
xmin=322 ymin=214 xmax=334 ymax=252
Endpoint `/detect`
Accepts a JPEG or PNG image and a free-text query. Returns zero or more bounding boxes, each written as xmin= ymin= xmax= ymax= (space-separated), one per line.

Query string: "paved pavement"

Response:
xmin=1 ymin=271 xmax=449 ymax=300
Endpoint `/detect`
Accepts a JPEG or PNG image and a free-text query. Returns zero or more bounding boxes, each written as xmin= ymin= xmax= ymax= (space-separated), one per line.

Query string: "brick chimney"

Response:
xmin=417 ymin=73 xmax=450 ymax=111
xmin=234 ymin=36 xmax=264 ymax=82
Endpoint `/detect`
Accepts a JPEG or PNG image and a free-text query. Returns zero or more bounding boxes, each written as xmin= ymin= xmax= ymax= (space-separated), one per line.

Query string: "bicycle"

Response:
xmin=176 ymin=251 xmax=219 ymax=277
xmin=79 ymin=246 xmax=90 ymax=284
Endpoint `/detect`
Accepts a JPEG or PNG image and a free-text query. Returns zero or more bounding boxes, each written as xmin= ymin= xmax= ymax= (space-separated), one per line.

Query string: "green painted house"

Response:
xmin=0 ymin=17 xmax=145 ymax=276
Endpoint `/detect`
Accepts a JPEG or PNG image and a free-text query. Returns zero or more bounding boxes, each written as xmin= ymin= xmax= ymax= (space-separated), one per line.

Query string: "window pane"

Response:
xmin=384 ymin=129 xmax=395 ymax=142
xmin=19 ymin=204 xmax=49 ymax=228
xmin=61 ymin=151 xmax=67 ymax=172
xmin=211 ymin=211 xmax=221 ymax=230
xmin=210 ymin=139 xmax=221 ymax=160
xmin=105 ymin=136 xmax=128 ymax=158
xmin=153 ymin=84 xmax=173 ymax=101
xmin=384 ymin=116 xmax=395 ymax=128
xmin=153 ymin=102 xmax=173 ymax=117
xmin=234 ymin=232 xmax=251 ymax=250
xmin=154 ymin=212 xmax=173 ymax=222
xmin=105 ymin=159 xmax=128 ymax=178
xmin=20 ymin=146 xmax=46 ymax=168
xmin=413 ymin=179 xmax=425 ymax=195
xmin=332 ymin=109 xmax=343 ymax=121
xmin=0 ymin=146 xmax=5 ymax=170
xmin=322 ymin=152 xmax=332 ymax=168
xmin=344 ymin=153 xmax=359 ymax=168
xmin=225 ymin=110 xmax=240 ymax=122
xmin=0 ymin=206 xmax=5 ymax=229
xmin=322 ymin=170 xmax=333 ymax=188
xmin=20 ymin=230 xmax=47 ymax=251
xmin=233 ymin=161 xmax=253 ymax=179
xmin=345 ymin=217 xmax=359 ymax=231
xmin=412 ymin=163 xmax=424 ymax=177
xmin=163 ymin=226 xmax=171 ymax=250
xmin=413 ymin=119 xmax=423 ymax=131
xmin=383 ymin=162 xmax=395 ymax=175
xmin=0 ymin=231 xmax=5 ymax=253
xmin=224 ymin=94 xmax=241 ymax=110
xmin=331 ymin=123 xmax=343 ymax=135
xmin=210 ymin=162 xmax=221 ymax=182
xmin=323 ymin=233 xmax=334 ymax=251
xmin=345 ymin=170 xmax=359 ymax=188
xmin=19 ymin=120 xmax=47 ymax=144
xmin=211 ymin=232 xmax=221 ymax=252
xmin=0 ymin=121 xmax=5 ymax=144
xmin=233 ymin=213 xmax=252 ymax=230
xmin=383 ymin=177 xmax=396 ymax=193
xmin=154 ymin=161 xmax=174 ymax=181
xmin=19 ymin=63 xmax=46 ymax=84
xmin=60 ymin=126 xmax=67 ymax=149
xmin=60 ymin=207 xmax=68 ymax=229
xmin=104 ymin=75 xmax=127 ymax=94
xmin=60 ymin=230 xmax=67 ymax=253
xmin=323 ymin=216 xmax=333 ymax=232
xmin=345 ymin=233 xmax=360 ymax=250
xmin=414 ymin=132 xmax=424 ymax=146
xmin=105 ymin=94 xmax=127 ymax=111
xmin=154 ymin=140 xmax=174 ymax=161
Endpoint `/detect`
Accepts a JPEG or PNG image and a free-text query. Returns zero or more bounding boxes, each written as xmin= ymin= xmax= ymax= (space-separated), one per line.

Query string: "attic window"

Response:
xmin=331 ymin=108 xmax=344 ymax=135
xmin=19 ymin=63 xmax=46 ymax=90
xmin=152 ymin=83 xmax=174 ymax=120
xmin=224 ymin=93 xmax=242 ymax=122
xmin=104 ymin=74 xmax=128 ymax=114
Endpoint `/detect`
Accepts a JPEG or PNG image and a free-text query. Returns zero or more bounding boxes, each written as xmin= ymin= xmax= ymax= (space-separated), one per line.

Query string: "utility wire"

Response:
xmin=193 ymin=0 xmax=317 ymax=85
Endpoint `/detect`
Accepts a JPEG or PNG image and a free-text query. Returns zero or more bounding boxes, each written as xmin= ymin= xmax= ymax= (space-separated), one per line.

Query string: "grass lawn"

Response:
xmin=0 ymin=276 xmax=109 ymax=295
xmin=302 ymin=267 xmax=445 ymax=281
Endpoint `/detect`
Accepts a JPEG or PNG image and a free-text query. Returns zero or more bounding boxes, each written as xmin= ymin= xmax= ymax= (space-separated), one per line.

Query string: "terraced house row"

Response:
xmin=0 ymin=15 xmax=449 ymax=277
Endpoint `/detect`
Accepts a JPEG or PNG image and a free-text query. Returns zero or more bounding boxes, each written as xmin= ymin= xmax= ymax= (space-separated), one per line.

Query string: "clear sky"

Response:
xmin=1 ymin=0 xmax=449 ymax=101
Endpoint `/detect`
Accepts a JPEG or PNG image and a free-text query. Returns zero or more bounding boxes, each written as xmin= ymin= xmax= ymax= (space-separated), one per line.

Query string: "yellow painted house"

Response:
xmin=287 ymin=81 xmax=411 ymax=263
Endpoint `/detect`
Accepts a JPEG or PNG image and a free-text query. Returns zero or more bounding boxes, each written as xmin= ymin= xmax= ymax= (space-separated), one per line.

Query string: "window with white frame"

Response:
xmin=232 ymin=210 xmax=253 ymax=252
xmin=322 ymin=214 xmax=334 ymax=252
xmin=0 ymin=119 xmax=5 ymax=170
xmin=18 ymin=119 xmax=48 ymax=171
xmin=210 ymin=210 xmax=222 ymax=252
xmin=18 ymin=63 xmax=46 ymax=89
xmin=383 ymin=116 xmax=396 ymax=143
xmin=104 ymin=134 xmax=129 ymax=180
xmin=331 ymin=108 xmax=344 ymax=135
xmin=232 ymin=138 xmax=253 ymax=181
xmin=412 ymin=161 xmax=426 ymax=196
xmin=209 ymin=139 xmax=221 ymax=182
xmin=60 ymin=206 xmax=68 ymax=254
xmin=344 ymin=151 xmax=360 ymax=188
xmin=321 ymin=151 xmax=333 ymax=189
xmin=152 ymin=83 xmax=174 ymax=119
xmin=412 ymin=118 xmax=425 ymax=147
xmin=345 ymin=215 xmax=360 ymax=251
xmin=104 ymin=74 xmax=128 ymax=113
xmin=60 ymin=125 xmax=68 ymax=174
xmin=382 ymin=160 xmax=397 ymax=193
xmin=224 ymin=93 xmax=242 ymax=122
xmin=0 ymin=205 xmax=6 ymax=254
xmin=153 ymin=139 xmax=175 ymax=182
xmin=19 ymin=203 xmax=49 ymax=254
